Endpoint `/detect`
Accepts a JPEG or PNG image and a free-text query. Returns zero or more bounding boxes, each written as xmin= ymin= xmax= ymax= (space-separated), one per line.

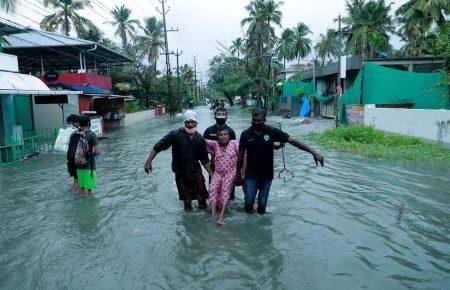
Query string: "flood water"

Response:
xmin=1 ymin=106 xmax=449 ymax=289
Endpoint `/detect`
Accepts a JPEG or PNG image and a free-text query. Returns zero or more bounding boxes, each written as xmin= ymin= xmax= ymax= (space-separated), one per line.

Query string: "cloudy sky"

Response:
xmin=1 ymin=0 xmax=408 ymax=80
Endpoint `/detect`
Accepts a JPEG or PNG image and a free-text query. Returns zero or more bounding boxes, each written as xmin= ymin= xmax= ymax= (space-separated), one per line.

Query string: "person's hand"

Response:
xmin=313 ymin=152 xmax=324 ymax=167
xmin=273 ymin=142 xmax=285 ymax=150
xmin=144 ymin=161 xmax=152 ymax=174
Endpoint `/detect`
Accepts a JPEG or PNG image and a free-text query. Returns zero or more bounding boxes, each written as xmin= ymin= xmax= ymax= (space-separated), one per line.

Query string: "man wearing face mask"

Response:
xmin=236 ymin=108 xmax=325 ymax=214
xmin=144 ymin=110 xmax=214 ymax=211
xmin=203 ymin=108 xmax=236 ymax=141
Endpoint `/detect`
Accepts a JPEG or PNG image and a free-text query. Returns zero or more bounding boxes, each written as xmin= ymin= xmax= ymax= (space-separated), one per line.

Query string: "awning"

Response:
xmin=47 ymin=82 xmax=111 ymax=95
xmin=0 ymin=71 xmax=80 ymax=96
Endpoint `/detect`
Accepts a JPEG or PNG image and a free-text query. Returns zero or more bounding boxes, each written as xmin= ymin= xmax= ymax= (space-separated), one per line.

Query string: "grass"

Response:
xmin=306 ymin=126 xmax=450 ymax=161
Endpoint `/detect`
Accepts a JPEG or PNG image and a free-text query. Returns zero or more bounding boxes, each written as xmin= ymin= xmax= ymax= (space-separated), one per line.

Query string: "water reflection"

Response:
xmin=172 ymin=213 xmax=283 ymax=288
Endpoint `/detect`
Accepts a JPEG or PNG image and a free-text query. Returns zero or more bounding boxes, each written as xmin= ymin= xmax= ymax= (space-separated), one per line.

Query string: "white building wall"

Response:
xmin=364 ymin=106 xmax=450 ymax=144
xmin=32 ymin=95 xmax=79 ymax=130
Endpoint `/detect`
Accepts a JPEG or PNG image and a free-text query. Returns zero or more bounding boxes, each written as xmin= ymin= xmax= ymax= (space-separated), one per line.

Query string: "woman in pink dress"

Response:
xmin=206 ymin=129 xmax=239 ymax=225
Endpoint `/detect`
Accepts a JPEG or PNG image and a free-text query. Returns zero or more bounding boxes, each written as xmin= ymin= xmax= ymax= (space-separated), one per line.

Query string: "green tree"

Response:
xmin=230 ymin=37 xmax=245 ymax=59
xmin=79 ymin=25 xmax=102 ymax=42
xmin=40 ymin=0 xmax=94 ymax=36
xmin=343 ymin=0 xmax=395 ymax=58
xmin=315 ymin=29 xmax=338 ymax=66
xmin=0 ymin=0 xmax=15 ymax=12
xmin=292 ymin=22 xmax=312 ymax=65
xmin=396 ymin=0 xmax=449 ymax=57
xmin=276 ymin=28 xmax=295 ymax=71
xmin=398 ymin=0 xmax=449 ymax=26
xmin=106 ymin=4 xmax=139 ymax=48
xmin=241 ymin=0 xmax=283 ymax=106
xmin=139 ymin=17 xmax=164 ymax=66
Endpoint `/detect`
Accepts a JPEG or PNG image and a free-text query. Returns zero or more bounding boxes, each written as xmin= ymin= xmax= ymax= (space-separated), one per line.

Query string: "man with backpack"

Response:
xmin=67 ymin=115 xmax=100 ymax=195
xmin=66 ymin=114 xmax=80 ymax=191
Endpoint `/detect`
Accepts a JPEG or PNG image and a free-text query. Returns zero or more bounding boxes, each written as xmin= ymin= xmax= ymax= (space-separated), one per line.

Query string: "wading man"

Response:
xmin=144 ymin=110 xmax=214 ymax=211
xmin=236 ymin=108 xmax=325 ymax=214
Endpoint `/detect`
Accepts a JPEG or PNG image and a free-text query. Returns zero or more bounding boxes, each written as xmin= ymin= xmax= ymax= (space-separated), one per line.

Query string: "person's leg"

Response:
xmin=244 ymin=178 xmax=258 ymax=213
xmin=218 ymin=172 xmax=234 ymax=224
xmin=193 ymin=173 xmax=208 ymax=210
xmin=209 ymin=173 xmax=222 ymax=214
xmin=71 ymin=178 xmax=79 ymax=192
xmin=257 ymin=179 xmax=273 ymax=214
xmin=183 ymin=200 xmax=193 ymax=211
xmin=176 ymin=175 xmax=193 ymax=211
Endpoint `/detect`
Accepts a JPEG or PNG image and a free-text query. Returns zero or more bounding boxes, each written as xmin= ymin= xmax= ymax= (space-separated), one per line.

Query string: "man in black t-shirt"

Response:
xmin=203 ymin=108 xmax=236 ymax=141
xmin=236 ymin=108 xmax=324 ymax=214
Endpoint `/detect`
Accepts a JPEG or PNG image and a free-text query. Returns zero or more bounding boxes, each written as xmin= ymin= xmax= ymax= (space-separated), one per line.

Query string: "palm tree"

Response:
xmin=0 ymin=0 xmax=15 ymax=12
xmin=79 ymin=25 xmax=103 ymax=42
xmin=276 ymin=28 xmax=295 ymax=71
xmin=230 ymin=37 xmax=245 ymax=59
xmin=397 ymin=0 xmax=449 ymax=26
xmin=314 ymin=29 xmax=338 ymax=66
xmin=106 ymin=5 xmax=139 ymax=48
xmin=40 ymin=0 xmax=94 ymax=36
xmin=139 ymin=17 xmax=164 ymax=66
xmin=396 ymin=0 xmax=449 ymax=57
xmin=343 ymin=0 xmax=395 ymax=58
xmin=292 ymin=22 xmax=312 ymax=65
xmin=241 ymin=0 xmax=283 ymax=57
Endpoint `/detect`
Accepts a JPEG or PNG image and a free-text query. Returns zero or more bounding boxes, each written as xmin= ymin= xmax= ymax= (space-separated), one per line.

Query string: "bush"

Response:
xmin=125 ymin=101 xmax=146 ymax=113
xmin=306 ymin=126 xmax=450 ymax=161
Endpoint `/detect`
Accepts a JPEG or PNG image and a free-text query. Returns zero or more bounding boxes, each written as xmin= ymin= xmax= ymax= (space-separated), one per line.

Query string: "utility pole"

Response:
xmin=335 ymin=13 xmax=343 ymax=128
xmin=193 ymin=55 xmax=198 ymax=104
xmin=174 ymin=49 xmax=183 ymax=112
xmin=157 ymin=0 xmax=178 ymax=116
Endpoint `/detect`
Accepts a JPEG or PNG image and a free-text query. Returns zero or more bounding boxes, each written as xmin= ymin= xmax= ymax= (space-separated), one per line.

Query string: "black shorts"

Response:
xmin=67 ymin=162 xmax=78 ymax=178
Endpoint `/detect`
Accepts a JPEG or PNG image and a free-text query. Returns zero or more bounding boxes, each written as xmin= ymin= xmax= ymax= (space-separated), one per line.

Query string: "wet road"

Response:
xmin=1 ymin=106 xmax=449 ymax=289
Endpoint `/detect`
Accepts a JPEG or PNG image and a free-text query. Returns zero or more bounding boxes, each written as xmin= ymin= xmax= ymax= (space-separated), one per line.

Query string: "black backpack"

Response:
xmin=67 ymin=130 xmax=94 ymax=173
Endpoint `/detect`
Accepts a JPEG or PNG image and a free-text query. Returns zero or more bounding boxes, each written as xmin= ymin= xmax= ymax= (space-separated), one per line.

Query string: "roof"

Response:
xmin=48 ymin=83 xmax=111 ymax=95
xmin=0 ymin=71 xmax=80 ymax=95
xmin=3 ymin=30 xmax=132 ymax=72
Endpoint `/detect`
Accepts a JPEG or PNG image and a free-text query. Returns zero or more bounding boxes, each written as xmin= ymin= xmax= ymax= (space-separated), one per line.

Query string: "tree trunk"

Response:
xmin=64 ymin=11 xmax=69 ymax=36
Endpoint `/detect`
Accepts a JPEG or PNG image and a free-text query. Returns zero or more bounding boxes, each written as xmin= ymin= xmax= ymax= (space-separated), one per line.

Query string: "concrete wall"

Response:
xmin=124 ymin=109 xmax=162 ymax=126
xmin=364 ymin=106 xmax=450 ymax=144
xmin=32 ymin=94 xmax=79 ymax=130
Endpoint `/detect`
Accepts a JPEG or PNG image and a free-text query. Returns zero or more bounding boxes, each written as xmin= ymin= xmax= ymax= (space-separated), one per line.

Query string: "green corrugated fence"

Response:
xmin=0 ymin=129 xmax=58 ymax=166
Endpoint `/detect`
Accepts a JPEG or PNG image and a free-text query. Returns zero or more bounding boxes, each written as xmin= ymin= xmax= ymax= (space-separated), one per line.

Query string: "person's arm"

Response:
xmin=230 ymin=129 xmax=236 ymax=140
xmin=205 ymin=139 xmax=216 ymax=155
xmin=288 ymin=137 xmax=324 ymax=167
xmin=145 ymin=131 xmax=174 ymax=174
xmin=236 ymin=150 xmax=245 ymax=180
xmin=198 ymin=138 xmax=213 ymax=176
xmin=94 ymin=144 xmax=100 ymax=156
xmin=202 ymin=163 xmax=214 ymax=177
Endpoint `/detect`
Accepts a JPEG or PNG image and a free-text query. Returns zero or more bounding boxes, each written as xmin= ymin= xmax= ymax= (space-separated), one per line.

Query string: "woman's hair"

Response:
xmin=218 ymin=128 xmax=230 ymax=135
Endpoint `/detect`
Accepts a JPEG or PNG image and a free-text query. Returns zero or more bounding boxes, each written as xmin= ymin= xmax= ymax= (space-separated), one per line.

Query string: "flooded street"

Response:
xmin=1 ymin=106 xmax=449 ymax=289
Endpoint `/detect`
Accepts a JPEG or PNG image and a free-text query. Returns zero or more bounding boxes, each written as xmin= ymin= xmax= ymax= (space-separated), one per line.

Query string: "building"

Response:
xmin=4 ymin=29 xmax=133 ymax=132
xmin=279 ymin=56 xmax=446 ymax=118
